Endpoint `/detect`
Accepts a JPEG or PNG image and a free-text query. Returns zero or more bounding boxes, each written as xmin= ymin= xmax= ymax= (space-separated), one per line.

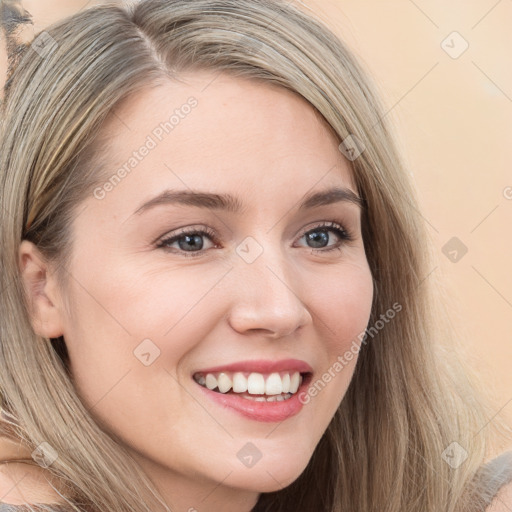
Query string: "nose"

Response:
xmin=226 ymin=246 xmax=313 ymax=339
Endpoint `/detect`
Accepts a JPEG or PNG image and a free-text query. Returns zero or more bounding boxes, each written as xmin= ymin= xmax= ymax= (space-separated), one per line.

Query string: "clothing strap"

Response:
xmin=470 ymin=450 xmax=512 ymax=511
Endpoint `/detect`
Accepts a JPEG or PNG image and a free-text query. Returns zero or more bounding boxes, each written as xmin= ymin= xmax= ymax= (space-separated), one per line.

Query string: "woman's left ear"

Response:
xmin=18 ymin=240 xmax=65 ymax=338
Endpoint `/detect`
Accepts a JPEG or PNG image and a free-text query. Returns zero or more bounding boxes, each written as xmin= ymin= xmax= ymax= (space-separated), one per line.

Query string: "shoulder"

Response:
xmin=0 ymin=435 xmax=67 ymax=507
xmin=486 ymin=480 xmax=512 ymax=511
xmin=0 ymin=460 xmax=66 ymax=507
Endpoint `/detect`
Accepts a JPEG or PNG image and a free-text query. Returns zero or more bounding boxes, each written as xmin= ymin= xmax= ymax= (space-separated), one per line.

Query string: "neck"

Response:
xmin=132 ymin=453 xmax=261 ymax=512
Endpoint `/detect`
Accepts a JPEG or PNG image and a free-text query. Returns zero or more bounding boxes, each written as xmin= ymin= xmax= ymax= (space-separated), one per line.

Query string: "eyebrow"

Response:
xmin=132 ymin=186 xmax=365 ymax=217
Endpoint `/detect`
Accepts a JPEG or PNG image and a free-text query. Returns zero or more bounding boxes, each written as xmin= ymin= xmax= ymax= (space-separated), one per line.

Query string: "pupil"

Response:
xmin=307 ymin=230 xmax=328 ymax=248
xmin=179 ymin=234 xmax=203 ymax=251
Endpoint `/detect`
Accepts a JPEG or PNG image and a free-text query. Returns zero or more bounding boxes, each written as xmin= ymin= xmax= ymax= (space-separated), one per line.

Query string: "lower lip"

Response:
xmin=195 ymin=379 xmax=310 ymax=423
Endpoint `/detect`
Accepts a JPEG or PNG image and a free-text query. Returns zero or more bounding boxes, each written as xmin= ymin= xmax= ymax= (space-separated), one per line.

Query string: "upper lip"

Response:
xmin=193 ymin=358 xmax=313 ymax=375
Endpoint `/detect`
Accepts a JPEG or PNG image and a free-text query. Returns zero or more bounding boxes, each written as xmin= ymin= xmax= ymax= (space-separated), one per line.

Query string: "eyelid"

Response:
xmin=297 ymin=220 xmax=352 ymax=238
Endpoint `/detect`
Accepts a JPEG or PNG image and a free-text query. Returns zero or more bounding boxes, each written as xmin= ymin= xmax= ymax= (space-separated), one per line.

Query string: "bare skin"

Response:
xmin=15 ymin=71 xmax=374 ymax=510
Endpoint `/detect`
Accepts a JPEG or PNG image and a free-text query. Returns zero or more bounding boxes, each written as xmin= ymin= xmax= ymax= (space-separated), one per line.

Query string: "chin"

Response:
xmin=224 ymin=449 xmax=313 ymax=493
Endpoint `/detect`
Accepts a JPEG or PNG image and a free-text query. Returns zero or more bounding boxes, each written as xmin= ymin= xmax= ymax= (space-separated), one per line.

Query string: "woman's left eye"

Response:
xmin=156 ymin=221 xmax=354 ymax=258
xmin=296 ymin=221 xmax=354 ymax=254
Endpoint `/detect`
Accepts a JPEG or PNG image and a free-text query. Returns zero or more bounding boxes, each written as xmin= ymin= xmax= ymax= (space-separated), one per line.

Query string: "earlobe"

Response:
xmin=18 ymin=240 xmax=65 ymax=339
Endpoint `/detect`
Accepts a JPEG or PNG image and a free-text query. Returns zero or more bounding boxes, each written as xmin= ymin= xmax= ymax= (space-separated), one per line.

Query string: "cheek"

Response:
xmin=315 ymin=262 xmax=374 ymax=350
xmin=299 ymin=262 xmax=373 ymax=409
xmin=62 ymin=262 xmax=226 ymax=402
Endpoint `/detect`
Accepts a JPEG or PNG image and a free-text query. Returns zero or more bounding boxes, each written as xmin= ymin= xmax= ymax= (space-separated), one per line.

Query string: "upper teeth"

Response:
xmin=194 ymin=371 xmax=303 ymax=395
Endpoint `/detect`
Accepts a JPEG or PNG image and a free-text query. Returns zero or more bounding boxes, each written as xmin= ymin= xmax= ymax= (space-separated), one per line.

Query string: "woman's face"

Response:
xmin=29 ymin=71 xmax=374 ymax=509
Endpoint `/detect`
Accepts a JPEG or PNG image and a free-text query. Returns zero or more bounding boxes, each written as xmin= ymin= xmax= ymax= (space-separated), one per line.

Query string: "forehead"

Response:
xmin=90 ymin=71 xmax=357 ymax=216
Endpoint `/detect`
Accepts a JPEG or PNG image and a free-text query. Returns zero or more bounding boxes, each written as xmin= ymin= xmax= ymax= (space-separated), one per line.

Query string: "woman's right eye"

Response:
xmin=156 ymin=226 xmax=219 ymax=258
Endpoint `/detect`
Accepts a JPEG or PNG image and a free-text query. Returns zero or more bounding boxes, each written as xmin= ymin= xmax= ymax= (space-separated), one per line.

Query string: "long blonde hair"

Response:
xmin=0 ymin=1 xmax=509 ymax=510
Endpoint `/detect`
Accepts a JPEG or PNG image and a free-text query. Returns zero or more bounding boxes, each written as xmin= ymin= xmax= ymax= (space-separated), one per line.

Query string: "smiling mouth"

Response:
xmin=193 ymin=371 xmax=310 ymax=402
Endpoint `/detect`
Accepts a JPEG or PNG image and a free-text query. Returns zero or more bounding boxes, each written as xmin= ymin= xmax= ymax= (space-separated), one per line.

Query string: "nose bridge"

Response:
xmin=226 ymin=234 xmax=312 ymax=337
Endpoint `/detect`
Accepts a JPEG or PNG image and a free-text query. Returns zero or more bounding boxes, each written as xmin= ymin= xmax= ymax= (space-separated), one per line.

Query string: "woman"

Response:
xmin=0 ymin=0 xmax=511 ymax=510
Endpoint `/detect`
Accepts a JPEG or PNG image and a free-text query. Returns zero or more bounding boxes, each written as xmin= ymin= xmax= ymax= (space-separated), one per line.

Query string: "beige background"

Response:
xmin=1 ymin=0 xmax=511 ymax=436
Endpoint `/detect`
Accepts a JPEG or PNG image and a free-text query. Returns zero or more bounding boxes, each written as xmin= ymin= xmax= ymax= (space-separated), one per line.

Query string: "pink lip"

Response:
xmin=193 ymin=358 xmax=313 ymax=375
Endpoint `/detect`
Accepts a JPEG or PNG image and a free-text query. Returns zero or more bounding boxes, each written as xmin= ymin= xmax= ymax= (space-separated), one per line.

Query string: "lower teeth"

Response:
xmin=240 ymin=392 xmax=293 ymax=402
xmin=199 ymin=385 xmax=294 ymax=402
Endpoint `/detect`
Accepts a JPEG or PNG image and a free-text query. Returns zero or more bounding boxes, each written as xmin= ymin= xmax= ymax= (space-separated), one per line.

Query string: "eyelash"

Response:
xmin=156 ymin=221 xmax=354 ymax=259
